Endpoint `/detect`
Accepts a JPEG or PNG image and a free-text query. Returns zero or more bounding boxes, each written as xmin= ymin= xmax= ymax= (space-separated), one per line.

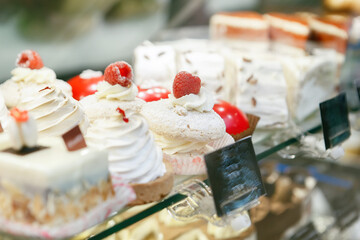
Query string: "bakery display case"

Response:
xmin=0 ymin=1 xmax=360 ymax=239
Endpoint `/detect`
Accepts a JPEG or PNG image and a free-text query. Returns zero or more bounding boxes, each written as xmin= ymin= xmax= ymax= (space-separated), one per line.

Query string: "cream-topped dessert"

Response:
xmin=1 ymin=50 xmax=72 ymax=108
xmin=86 ymin=108 xmax=166 ymax=184
xmin=0 ymin=108 xmax=113 ymax=226
xmin=141 ymin=71 xmax=233 ymax=175
xmin=80 ymin=61 xmax=145 ymax=123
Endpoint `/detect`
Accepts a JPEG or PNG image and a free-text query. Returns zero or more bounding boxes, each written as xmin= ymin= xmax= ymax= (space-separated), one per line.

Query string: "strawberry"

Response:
xmin=116 ymin=107 xmax=129 ymax=123
xmin=10 ymin=108 xmax=29 ymax=122
xmin=104 ymin=61 xmax=133 ymax=87
xmin=173 ymin=71 xmax=201 ymax=98
xmin=16 ymin=50 xmax=44 ymax=69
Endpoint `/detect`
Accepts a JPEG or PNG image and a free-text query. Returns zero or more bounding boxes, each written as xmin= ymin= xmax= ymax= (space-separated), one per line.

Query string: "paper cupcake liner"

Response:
xmin=231 ymin=114 xmax=260 ymax=141
xmin=165 ymin=133 xmax=235 ymax=175
xmin=0 ymin=174 xmax=136 ymax=239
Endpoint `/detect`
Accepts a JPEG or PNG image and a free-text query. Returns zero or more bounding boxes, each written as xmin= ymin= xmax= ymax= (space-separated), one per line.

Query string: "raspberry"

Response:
xmin=16 ymin=50 xmax=44 ymax=69
xmin=10 ymin=108 xmax=29 ymax=122
xmin=104 ymin=61 xmax=133 ymax=87
xmin=173 ymin=71 xmax=201 ymax=98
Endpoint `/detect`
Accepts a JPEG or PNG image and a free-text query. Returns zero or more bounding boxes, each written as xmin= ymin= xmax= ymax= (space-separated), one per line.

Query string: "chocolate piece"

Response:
xmin=62 ymin=125 xmax=87 ymax=151
xmin=251 ymin=97 xmax=257 ymax=107
xmin=247 ymin=75 xmax=258 ymax=85
xmin=158 ymin=51 xmax=165 ymax=57
xmin=0 ymin=122 xmax=3 ymax=133
xmin=144 ymin=55 xmax=150 ymax=60
xmin=243 ymin=57 xmax=252 ymax=63
xmin=3 ymin=146 xmax=48 ymax=156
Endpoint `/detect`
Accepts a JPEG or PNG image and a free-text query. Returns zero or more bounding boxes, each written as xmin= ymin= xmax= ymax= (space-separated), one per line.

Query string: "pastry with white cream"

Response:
xmin=80 ymin=61 xmax=145 ymax=123
xmin=0 ymin=108 xmax=114 ymax=226
xmin=141 ymin=71 xmax=233 ymax=175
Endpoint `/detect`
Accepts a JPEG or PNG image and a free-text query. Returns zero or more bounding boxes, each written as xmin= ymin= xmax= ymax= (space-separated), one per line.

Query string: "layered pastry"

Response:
xmin=210 ymin=11 xmax=270 ymax=52
xmin=80 ymin=61 xmax=145 ymax=123
xmin=133 ymin=41 xmax=177 ymax=89
xmin=1 ymin=50 xmax=72 ymax=108
xmin=1 ymin=50 xmax=88 ymax=137
xmin=141 ymin=71 xmax=232 ymax=175
xmin=67 ymin=69 xmax=104 ymax=101
xmin=226 ymin=52 xmax=289 ymax=129
xmin=278 ymin=51 xmax=338 ymax=121
xmin=265 ymin=13 xmax=310 ymax=55
xmin=307 ymin=16 xmax=349 ymax=59
xmin=0 ymin=108 xmax=114 ymax=226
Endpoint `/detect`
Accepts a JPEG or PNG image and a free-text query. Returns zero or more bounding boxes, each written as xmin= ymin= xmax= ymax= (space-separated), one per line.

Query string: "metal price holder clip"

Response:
xmin=167 ymin=136 xmax=266 ymax=231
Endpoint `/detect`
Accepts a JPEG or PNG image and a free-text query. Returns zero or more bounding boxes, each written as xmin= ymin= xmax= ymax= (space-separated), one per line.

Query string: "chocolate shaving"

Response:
xmin=0 ymin=122 xmax=3 ymax=133
xmin=243 ymin=57 xmax=252 ymax=63
xmin=185 ymin=58 xmax=192 ymax=65
xmin=216 ymin=86 xmax=223 ymax=93
xmin=251 ymin=97 xmax=257 ymax=107
xmin=3 ymin=146 xmax=48 ymax=156
xmin=158 ymin=51 xmax=165 ymax=57
xmin=247 ymin=75 xmax=258 ymax=85
xmin=62 ymin=125 xmax=87 ymax=151
xmin=144 ymin=55 xmax=150 ymax=60
xmin=221 ymin=71 xmax=225 ymax=78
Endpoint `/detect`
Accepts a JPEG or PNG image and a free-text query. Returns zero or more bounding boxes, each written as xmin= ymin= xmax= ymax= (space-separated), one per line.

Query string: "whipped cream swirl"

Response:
xmin=11 ymin=67 xmax=56 ymax=84
xmin=96 ymin=81 xmax=138 ymax=101
xmin=169 ymin=87 xmax=215 ymax=112
xmin=18 ymin=87 xmax=87 ymax=137
xmin=154 ymin=133 xmax=210 ymax=155
xmin=86 ymin=111 xmax=166 ymax=184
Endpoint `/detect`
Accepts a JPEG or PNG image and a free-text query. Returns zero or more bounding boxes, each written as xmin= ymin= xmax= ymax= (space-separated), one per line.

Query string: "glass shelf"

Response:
xmin=71 ymin=122 xmax=323 ymax=240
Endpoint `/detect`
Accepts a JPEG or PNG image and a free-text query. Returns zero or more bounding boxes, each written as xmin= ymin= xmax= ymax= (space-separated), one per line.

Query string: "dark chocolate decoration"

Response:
xmin=62 ymin=125 xmax=87 ymax=151
xmin=0 ymin=122 xmax=3 ymax=133
xmin=319 ymin=92 xmax=350 ymax=149
xmin=3 ymin=146 xmax=48 ymax=156
xmin=205 ymin=136 xmax=266 ymax=217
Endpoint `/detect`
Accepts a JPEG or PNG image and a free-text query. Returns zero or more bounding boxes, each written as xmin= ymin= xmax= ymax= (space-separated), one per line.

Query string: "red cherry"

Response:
xmin=68 ymin=73 xmax=104 ymax=101
xmin=173 ymin=71 xmax=201 ymax=98
xmin=16 ymin=50 xmax=44 ymax=69
xmin=213 ymin=100 xmax=249 ymax=135
xmin=137 ymin=86 xmax=170 ymax=102
xmin=104 ymin=61 xmax=133 ymax=87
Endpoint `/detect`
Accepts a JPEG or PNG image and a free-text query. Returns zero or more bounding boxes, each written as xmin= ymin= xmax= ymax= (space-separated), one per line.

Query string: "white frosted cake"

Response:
xmin=0 ymin=109 xmax=113 ymax=226
xmin=133 ymin=42 xmax=177 ymax=89
xmin=226 ymin=52 xmax=289 ymax=129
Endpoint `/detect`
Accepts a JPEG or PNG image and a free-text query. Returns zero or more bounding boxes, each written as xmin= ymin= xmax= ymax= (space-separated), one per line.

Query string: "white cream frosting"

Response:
xmin=8 ymin=114 xmax=37 ymax=151
xmin=85 ymin=111 xmax=166 ymax=184
xmin=265 ymin=14 xmax=310 ymax=36
xmin=95 ymin=81 xmax=138 ymax=101
xmin=11 ymin=67 xmax=57 ymax=84
xmin=211 ymin=14 xmax=269 ymax=30
xmin=18 ymin=87 xmax=87 ymax=137
xmin=169 ymin=87 xmax=215 ymax=113
xmin=79 ymin=69 xmax=103 ymax=79
xmin=154 ymin=133 xmax=209 ymax=155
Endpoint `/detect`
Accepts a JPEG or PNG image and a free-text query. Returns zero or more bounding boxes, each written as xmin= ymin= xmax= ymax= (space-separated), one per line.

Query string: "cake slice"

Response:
xmin=133 ymin=42 xmax=177 ymax=89
xmin=226 ymin=52 xmax=289 ymax=129
xmin=265 ymin=13 xmax=310 ymax=55
xmin=210 ymin=11 xmax=270 ymax=51
xmin=0 ymin=108 xmax=114 ymax=226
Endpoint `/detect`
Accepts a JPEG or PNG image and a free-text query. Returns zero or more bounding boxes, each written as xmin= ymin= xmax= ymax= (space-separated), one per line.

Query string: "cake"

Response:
xmin=1 ymin=50 xmax=72 ymax=108
xmin=226 ymin=52 xmax=289 ymax=129
xmin=1 ymin=50 xmax=88 ymax=137
xmin=80 ymin=61 xmax=145 ymax=123
xmin=0 ymin=108 xmax=114 ymax=226
xmin=210 ymin=11 xmax=270 ymax=52
xmin=278 ymin=51 xmax=338 ymax=121
xmin=133 ymin=41 xmax=177 ymax=89
xmin=141 ymin=71 xmax=232 ymax=175
xmin=265 ymin=13 xmax=310 ymax=55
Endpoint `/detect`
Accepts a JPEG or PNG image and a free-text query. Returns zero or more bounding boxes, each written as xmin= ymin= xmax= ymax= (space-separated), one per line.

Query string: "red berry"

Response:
xmin=16 ymin=50 xmax=44 ymax=69
xmin=10 ymin=108 xmax=29 ymax=123
xmin=104 ymin=61 xmax=133 ymax=87
xmin=173 ymin=71 xmax=201 ymax=98
xmin=116 ymin=107 xmax=129 ymax=123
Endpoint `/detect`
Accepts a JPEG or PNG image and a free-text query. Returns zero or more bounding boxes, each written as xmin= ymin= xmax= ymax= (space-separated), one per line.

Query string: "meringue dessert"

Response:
xmin=0 ymin=108 xmax=113 ymax=226
xmin=84 ymin=62 xmax=173 ymax=205
xmin=141 ymin=71 xmax=233 ymax=175
xmin=0 ymin=50 xmax=88 ymax=137
xmin=80 ymin=61 xmax=145 ymax=123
